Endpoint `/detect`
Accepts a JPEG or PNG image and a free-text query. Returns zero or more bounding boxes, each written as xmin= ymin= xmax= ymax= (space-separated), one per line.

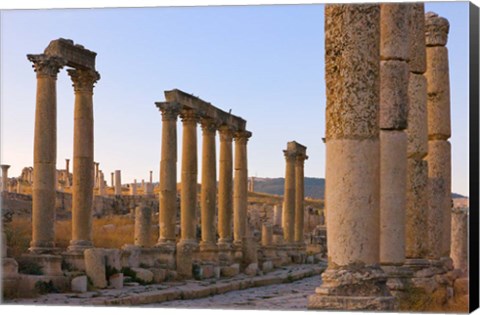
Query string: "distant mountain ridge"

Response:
xmin=252 ymin=177 xmax=467 ymax=200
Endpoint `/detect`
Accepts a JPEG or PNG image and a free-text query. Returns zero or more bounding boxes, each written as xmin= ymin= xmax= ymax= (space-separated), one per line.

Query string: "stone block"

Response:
xmin=425 ymin=12 xmax=449 ymax=47
xmin=150 ymin=268 xmax=166 ymax=283
xmin=109 ymin=273 xmax=124 ymax=289
xmin=221 ymin=263 xmax=240 ymax=277
xmin=262 ymin=261 xmax=273 ymax=273
xmin=176 ymin=241 xmax=197 ymax=278
xmin=244 ymin=263 xmax=258 ymax=276
xmin=407 ymin=73 xmax=428 ymax=158
xmin=2 ymin=258 xmax=18 ymax=276
xmin=408 ymin=3 xmax=426 ymax=73
xmin=131 ymin=267 xmax=153 ymax=284
xmin=165 ymin=270 xmax=177 ymax=281
xmin=84 ymin=248 xmax=107 ymax=289
xmin=324 ymin=4 xmax=380 ymax=141
xmin=104 ymin=248 xmax=121 ymax=272
xmin=380 ymin=60 xmax=409 ymax=130
xmin=214 ymin=266 xmax=221 ymax=279
xmin=19 ymin=254 xmax=63 ymax=276
xmin=380 ymin=4 xmax=410 ymax=60
xmin=426 ymin=46 xmax=450 ymax=139
xmin=121 ymin=245 xmax=140 ymax=268
xmin=71 ymin=275 xmax=87 ymax=293
xmin=405 ymin=158 xmax=428 ymax=259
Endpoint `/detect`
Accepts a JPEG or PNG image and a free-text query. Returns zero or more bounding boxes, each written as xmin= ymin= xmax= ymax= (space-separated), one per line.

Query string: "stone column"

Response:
xmin=177 ymin=109 xmax=199 ymax=277
xmin=262 ymin=224 xmax=273 ymax=247
xmin=273 ymin=204 xmax=282 ymax=227
xmin=405 ymin=3 xmax=429 ymax=262
xmin=68 ymin=69 xmax=100 ymax=252
xmin=135 ymin=203 xmax=152 ymax=247
xmin=1 ymin=165 xmax=10 ymax=192
xmin=27 ymin=54 xmax=65 ymax=253
xmin=294 ymin=154 xmax=307 ymax=244
xmin=94 ymin=162 xmax=99 ymax=188
xmin=379 ymin=4 xmax=409 ymax=266
xmin=114 ymin=170 xmax=122 ymax=195
xmin=233 ymin=130 xmax=251 ymax=246
xmin=425 ymin=12 xmax=452 ymax=259
xmin=98 ymin=171 xmax=105 ymax=196
xmin=149 ymin=170 xmax=153 ymax=184
xmin=179 ymin=109 xmax=199 ymax=244
xmin=282 ymin=150 xmax=296 ymax=244
xmin=65 ymin=159 xmax=70 ymax=187
xmin=200 ymin=118 xmax=217 ymax=251
xmin=130 ymin=179 xmax=137 ymax=196
xmin=308 ymin=4 xmax=394 ymax=310
xmin=156 ymin=104 xmax=179 ymax=247
xmin=110 ymin=172 xmax=114 ymax=188
xmin=217 ymin=126 xmax=234 ymax=247
xmin=450 ymin=208 xmax=468 ymax=276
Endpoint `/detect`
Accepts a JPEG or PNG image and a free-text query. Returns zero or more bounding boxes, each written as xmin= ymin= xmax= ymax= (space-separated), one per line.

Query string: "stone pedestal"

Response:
xmin=176 ymin=240 xmax=198 ymax=278
xmin=308 ymin=4 xmax=394 ymax=311
xmin=20 ymin=254 xmax=63 ymax=276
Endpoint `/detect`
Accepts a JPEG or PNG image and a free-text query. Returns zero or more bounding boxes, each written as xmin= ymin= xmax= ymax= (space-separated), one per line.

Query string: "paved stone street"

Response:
xmin=149 ymin=273 xmax=322 ymax=310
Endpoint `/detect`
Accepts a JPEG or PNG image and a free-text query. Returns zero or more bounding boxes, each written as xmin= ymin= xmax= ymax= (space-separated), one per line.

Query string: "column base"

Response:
xmin=152 ymin=242 xmax=177 ymax=269
xmin=28 ymin=240 xmax=60 ymax=255
xmin=217 ymin=241 xmax=233 ymax=266
xmin=199 ymin=241 xmax=218 ymax=263
xmin=176 ymin=239 xmax=198 ymax=278
xmin=62 ymin=251 xmax=86 ymax=271
xmin=382 ymin=264 xmax=414 ymax=295
xmin=308 ymin=263 xmax=396 ymax=311
xmin=19 ymin=253 xmax=63 ymax=276
xmin=67 ymin=240 xmax=94 ymax=253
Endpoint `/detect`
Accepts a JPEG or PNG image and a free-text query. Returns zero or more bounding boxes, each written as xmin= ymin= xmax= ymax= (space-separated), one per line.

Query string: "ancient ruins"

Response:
xmin=0 ymin=2 xmax=470 ymax=312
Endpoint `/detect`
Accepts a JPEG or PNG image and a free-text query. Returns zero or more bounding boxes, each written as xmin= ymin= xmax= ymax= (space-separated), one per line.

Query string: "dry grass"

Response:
xmin=398 ymin=286 xmax=469 ymax=313
xmin=3 ymin=215 xmax=159 ymax=259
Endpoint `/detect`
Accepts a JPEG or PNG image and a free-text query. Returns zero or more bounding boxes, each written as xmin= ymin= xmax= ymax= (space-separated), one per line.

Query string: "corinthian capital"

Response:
xmin=27 ymin=54 xmax=66 ymax=78
xmin=234 ymin=130 xmax=252 ymax=144
xmin=425 ymin=12 xmax=449 ymax=47
xmin=180 ymin=109 xmax=199 ymax=124
xmin=67 ymin=69 xmax=100 ymax=93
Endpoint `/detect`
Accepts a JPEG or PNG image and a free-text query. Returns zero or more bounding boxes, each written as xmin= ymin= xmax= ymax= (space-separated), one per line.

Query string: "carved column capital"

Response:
xmin=295 ymin=153 xmax=309 ymax=165
xmin=67 ymin=69 xmax=100 ymax=93
xmin=160 ymin=107 xmax=179 ymax=121
xmin=27 ymin=54 xmax=66 ymax=78
xmin=218 ymin=125 xmax=234 ymax=142
xmin=283 ymin=150 xmax=297 ymax=162
xmin=200 ymin=118 xmax=218 ymax=134
xmin=180 ymin=109 xmax=199 ymax=125
xmin=234 ymin=130 xmax=252 ymax=144
xmin=425 ymin=12 xmax=449 ymax=47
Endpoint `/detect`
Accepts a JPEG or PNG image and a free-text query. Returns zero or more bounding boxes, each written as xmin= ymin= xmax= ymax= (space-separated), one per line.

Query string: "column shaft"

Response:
xmin=200 ymin=119 xmax=217 ymax=248
xmin=233 ymin=131 xmax=250 ymax=245
xmin=158 ymin=107 xmax=178 ymax=244
xmin=283 ymin=153 xmax=295 ymax=244
xmin=68 ymin=69 xmax=99 ymax=251
xmin=28 ymin=54 xmax=65 ymax=253
xmin=294 ymin=157 xmax=306 ymax=243
xmin=180 ymin=110 xmax=198 ymax=243
xmin=114 ymin=170 xmax=122 ymax=195
xmin=218 ymin=127 xmax=234 ymax=244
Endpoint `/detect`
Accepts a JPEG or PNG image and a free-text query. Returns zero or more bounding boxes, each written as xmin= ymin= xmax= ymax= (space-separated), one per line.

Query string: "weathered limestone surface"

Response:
xmin=405 ymin=159 xmax=429 ymax=258
xmin=1 ymin=164 xmax=10 ymax=192
xmin=28 ymin=54 xmax=66 ymax=253
xmin=262 ymin=224 xmax=273 ymax=247
xmin=294 ymin=151 xmax=307 ymax=244
xmin=114 ymin=170 xmax=122 ymax=195
xmin=379 ymin=60 xmax=409 ymax=129
xmin=309 ymin=4 xmax=394 ymax=310
xmin=408 ymin=4 xmax=427 ymax=73
xmin=450 ymin=209 xmax=468 ymax=275
xmin=68 ymin=68 xmax=99 ymax=252
xmin=380 ymin=130 xmax=407 ymax=265
xmin=406 ymin=73 xmax=428 ymax=158
xmin=380 ymin=3 xmax=410 ymax=61
xmin=84 ymin=248 xmax=107 ymax=288
xmin=283 ymin=152 xmax=296 ymax=244
xmin=233 ymin=131 xmax=251 ymax=245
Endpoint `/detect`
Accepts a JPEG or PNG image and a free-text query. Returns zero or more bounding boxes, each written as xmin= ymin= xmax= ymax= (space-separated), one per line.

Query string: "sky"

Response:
xmin=0 ymin=1 xmax=471 ymax=197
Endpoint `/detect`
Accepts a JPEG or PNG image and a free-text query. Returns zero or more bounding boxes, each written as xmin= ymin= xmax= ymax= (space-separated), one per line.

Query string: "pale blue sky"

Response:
xmin=0 ymin=2 xmax=470 ymax=196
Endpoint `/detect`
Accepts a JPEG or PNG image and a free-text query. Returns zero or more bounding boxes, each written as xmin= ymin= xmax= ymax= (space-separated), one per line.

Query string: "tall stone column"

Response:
xmin=200 ymin=118 xmax=217 ymax=252
xmin=114 ymin=170 xmax=122 ymax=195
xmin=294 ymin=153 xmax=307 ymax=244
xmin=130 ymin=180 xmax=137 ymax=196
xmin=1 ymin=165 xmax=10 ymax=192
xmin=98 ymin=171 xmax=105 ymax=196
xmin=110 ymin=172 xmax=114 ymax=188
xmin=217 ymin=126 xmax=234 ymax=247
xmin=283 ymin=150 xmax=296 ymax=244
xmin=27 ymin=54 xmax=65 ymax=253
xmin=94 ymin=162 xmax=99 ymax=188
xmin=68 ymin=69 xmax=100 ymax=252
xmin=308 ymin=4 xmax=394 ymax=310
xmin=273 ymin=204 xmax=282 ymax=227
xmin=65 ymin=159 xmax=70 ymax=187
xmin=233 ymin=130 xmax=251 ymax=246
xmin=176 ymin=109 xmax=199 ymax=277
xmin=379 ymin=4 xmax=409 ymax=266
xmin=405 ymin=3 xmax=429 ymax=262
xmin=451 ymin=209 xmax=468 ymax=276
xmin=135 ymin=203 xmax=152 ymax=248
xmin=425 ymin=12 xmax=451 ymax=260
xmin=149 ymin=170 xmax=153 ymax=184
xmin=156 ymin=104 xmax=178 ymax=247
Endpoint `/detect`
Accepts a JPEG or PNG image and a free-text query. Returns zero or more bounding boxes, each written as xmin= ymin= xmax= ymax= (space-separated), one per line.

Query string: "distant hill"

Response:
xmin=252 ymin=177 xmax=325 ymax=200
xmin=252 ymin=177 xmax=467 ymax=201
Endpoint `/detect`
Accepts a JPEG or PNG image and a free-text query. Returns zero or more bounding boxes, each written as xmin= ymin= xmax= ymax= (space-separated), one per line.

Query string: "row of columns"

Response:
xmin=27 ymin=51 xmax=100 ymax=254
xmin=309 ymin=4 xmax=453 ymax=310
xmin=156 ymin=102 xmax=252 ymax=255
